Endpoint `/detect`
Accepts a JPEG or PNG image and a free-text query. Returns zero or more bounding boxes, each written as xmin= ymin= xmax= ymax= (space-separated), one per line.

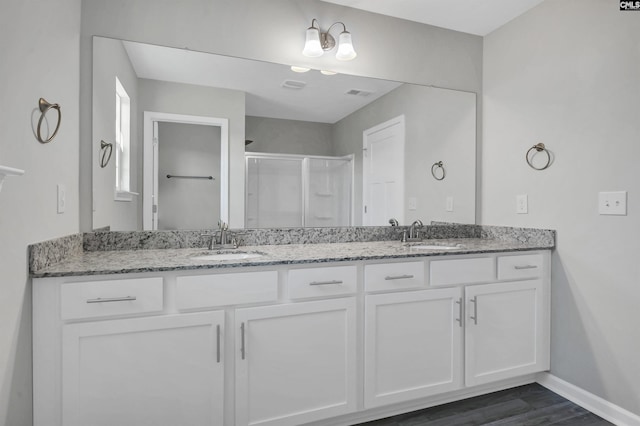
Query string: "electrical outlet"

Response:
xmin=57 ymin=184 xmax=66 ymax=214
xmin=408 ymin=197 xmax=417 ymax=211
xmin=599 ymin=191 xmax=627 ymax=215
xmin=446 ymin=196 xmax=454 ymax=212
xmin=516 ymin=194 xmax=528 ymax=214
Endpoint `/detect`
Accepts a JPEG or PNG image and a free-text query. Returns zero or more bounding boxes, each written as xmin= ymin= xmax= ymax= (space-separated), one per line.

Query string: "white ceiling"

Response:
xmin=321 ymin=0 xmax=544 ymax=36
xmin=123 ymin=41 xmax=401 ymax=124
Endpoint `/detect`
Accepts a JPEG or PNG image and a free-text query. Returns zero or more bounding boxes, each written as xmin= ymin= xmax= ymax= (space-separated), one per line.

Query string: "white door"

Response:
xmin=465 ymin=279 xmax=548 ymax=386
xmin=364 ymin=288 xmax=463 ymax=408
xmin=235 ymin=298 xmax=357 ymax=426
xmin=62 ymin=312 xmax=224 ymax=426
xmin=363 ymin=115 xmax=405 ymax=225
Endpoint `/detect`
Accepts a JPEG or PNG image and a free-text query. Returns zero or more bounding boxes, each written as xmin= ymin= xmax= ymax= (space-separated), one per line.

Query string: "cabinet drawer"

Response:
xmin=430 ymin=257 xmax=495 ymax=286
xmin=176 ymin=271 xmax=278 ymax=310
xmin=498 ymin=253 xmax=543 ymax=280
xmin=288 ymin=265 xmax=357 ymax=299
xmin=61 ymin=277 xmax=163 ymax=320
xmin=365 ymin=261 xmax=425 ymax=292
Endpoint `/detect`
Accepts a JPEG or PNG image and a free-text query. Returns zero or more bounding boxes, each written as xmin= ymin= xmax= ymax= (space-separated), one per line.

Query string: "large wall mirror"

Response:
xmin=92 ymin=36 xmax=476 ymax=231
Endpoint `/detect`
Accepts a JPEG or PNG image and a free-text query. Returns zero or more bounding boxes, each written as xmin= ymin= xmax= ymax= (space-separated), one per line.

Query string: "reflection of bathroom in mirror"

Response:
xmin=92 ymin=36 xmax=476 ymax=231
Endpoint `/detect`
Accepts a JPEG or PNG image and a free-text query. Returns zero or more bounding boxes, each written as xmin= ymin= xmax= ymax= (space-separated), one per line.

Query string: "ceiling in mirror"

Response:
xmin=122 ymin=41 xmax=402 ymax=123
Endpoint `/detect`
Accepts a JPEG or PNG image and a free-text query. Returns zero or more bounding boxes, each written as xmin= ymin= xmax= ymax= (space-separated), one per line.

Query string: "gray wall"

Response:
xmin=0 ymin=1 xmax=81 ymax=425
xmin=92 ymin=37 xmax=139 ymax=231
xmin=245 ymin=116 xmax=333 ymax=156
xmin=333 ymin=84 xmax=476 ymax=226
xmin=137 ymin=78 xmax=245 ymax=228
xmin=482 ymin=0 xmax=640 ymax=416
xmin=157 ymin=122 xmax=221 ymax=230
xmin=79 ymin=0 xmax=484 ymax=231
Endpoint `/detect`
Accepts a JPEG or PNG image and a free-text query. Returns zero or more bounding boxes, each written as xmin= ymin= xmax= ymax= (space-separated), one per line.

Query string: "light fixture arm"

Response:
xmin=309 ymin=20 xmax=349 ymax=51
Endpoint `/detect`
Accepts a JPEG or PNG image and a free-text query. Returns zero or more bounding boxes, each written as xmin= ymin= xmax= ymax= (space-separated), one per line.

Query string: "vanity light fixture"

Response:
xmin=302 ymin=19 xmax=357 ymax=61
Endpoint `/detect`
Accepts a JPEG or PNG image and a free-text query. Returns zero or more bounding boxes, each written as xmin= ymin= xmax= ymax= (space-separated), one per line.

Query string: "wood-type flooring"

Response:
xmin=358 ymin=384 xmax=613 ymax=425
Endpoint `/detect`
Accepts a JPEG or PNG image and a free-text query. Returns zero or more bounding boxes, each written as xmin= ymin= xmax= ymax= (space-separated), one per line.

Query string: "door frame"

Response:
xmin=143 ymin=111 xmax=229 ymax=230
xmin=362 ymin=115 xmax=405 ymax=226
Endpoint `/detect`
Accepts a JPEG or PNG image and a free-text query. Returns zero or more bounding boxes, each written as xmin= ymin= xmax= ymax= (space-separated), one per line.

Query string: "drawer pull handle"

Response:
xmin=309 ymin=280 xmax=343 ymax=286
xmin=240 ymin=322 xmax=246 ymax=360
xmin=514 ymin=265 xmax=538 ymax=270
xmin=469 ymin=296 xmax=478 ymax=325
xmin=86 ymin=296 xmax=137 ymax=304
xmin=216 ymin=324 xmax=221 ymax=363
xmin=455 ymin=298 xmax=463 ymax=327
xmin=384 ymin=274 xmax=414 ymax=281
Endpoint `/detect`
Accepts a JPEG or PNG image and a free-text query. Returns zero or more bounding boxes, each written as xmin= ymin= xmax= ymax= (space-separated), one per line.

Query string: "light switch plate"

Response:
xmin=599 ymin=191 xmax=627 ymax=215
xmin=57 ymin=184 xmax=66 ymax=214
xmin=516 ymin=194 xmax=528 ymax=214
xmin=446 ymin=196 xmax=454 ymax=212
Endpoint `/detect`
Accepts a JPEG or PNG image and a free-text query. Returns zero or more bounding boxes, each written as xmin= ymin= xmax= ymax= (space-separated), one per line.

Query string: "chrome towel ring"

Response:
xmin=36 ymin=98 xmax=62 ymax=144
xmin=526 ymin=143 xmax=551 ymax=170
xmin=99 ymin=140 xmax=113 ymax=168
xmin=431 ymin=161 xmax=445 ymax=180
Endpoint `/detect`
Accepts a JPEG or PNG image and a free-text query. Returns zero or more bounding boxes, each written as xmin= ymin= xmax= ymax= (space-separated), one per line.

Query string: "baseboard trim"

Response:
xmin=536 ymin=372 xmax=640 ymax=426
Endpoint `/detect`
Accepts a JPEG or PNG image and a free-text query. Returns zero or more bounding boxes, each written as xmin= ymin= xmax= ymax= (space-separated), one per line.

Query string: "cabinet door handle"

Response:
xmin=216 ymin=324 xmax=221 ymax=363
xmin=514 ymin=265 xmax=538 ymax=270
xmin=455 ymin=298 xmax=463 ymax=327
xmin=309 ymin=280 xmax=343 ymax=286
xmin=86 ymin=296 xmax=136 ymax=303
xmin=469 ymin=296 xmax=478 ymax=325
xmin=240 ymin=322 xmax=246 ymax=360
xmin=384 ymin=274 xmax=414 ymax=281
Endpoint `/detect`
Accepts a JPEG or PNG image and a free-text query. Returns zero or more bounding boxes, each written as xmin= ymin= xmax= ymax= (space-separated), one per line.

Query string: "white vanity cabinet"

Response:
xmin=33 ymin=249 xmax=550 ymax=426
xmin=364 ymin=287 xmax=463 ymax=408
xmin=235 ymin=298 xmax=357 ymax=426
xmin=62 ymin=312 xmax=225 ymax=426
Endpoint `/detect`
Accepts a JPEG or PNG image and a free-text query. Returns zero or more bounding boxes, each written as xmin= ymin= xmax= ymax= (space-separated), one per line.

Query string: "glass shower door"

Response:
xmin=305 ymin=157 xmax=353 ymax=227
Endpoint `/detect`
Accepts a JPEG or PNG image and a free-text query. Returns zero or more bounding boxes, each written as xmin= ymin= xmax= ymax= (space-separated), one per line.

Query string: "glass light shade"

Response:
xmin=335 ymin=31 xmax=357 ymax=61
xmin=291 ymin=66 xmax=311 ymax=73
xmin=320 ymin=70 xmax=338 ymax=75
xmin=302 ymin=27 xmax=324 ymax=57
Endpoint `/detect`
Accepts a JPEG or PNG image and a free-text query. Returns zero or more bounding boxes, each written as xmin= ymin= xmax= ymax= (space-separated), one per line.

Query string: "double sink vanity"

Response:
xmin=30 ymin=224 xmax=554 ymax=426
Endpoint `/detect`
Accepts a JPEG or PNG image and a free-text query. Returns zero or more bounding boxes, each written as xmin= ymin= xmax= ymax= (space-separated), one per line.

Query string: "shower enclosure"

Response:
xmin=245 ymin=153 xmax=354 ymax=228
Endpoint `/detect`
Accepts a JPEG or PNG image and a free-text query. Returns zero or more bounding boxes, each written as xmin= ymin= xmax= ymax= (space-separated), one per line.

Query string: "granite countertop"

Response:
xmin=31 ymin=238 xmax=553 ymax=278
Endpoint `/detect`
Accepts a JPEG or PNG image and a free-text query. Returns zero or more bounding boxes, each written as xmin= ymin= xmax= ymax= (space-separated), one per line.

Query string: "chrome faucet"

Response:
xmin=217 ymin=220 xmax=228 ymax=246
xmin=408 ymin=220 xmax=423 ymax=240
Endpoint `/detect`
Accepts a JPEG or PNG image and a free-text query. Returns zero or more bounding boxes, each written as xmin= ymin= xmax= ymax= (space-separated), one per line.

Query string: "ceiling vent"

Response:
xmin=345 ymin=89 xmax=373 ymax=97
xmin=282 ymin=80 xmax=306 ymax=90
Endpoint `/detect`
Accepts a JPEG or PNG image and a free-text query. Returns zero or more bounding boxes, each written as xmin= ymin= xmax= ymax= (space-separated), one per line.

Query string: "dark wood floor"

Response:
xmin=358 ymin=384 xmax=613 ymax=425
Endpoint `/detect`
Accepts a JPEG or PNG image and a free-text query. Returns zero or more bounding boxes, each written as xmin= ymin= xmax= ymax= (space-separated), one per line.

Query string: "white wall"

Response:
xmin=79 ymin=0 xmax=483 ymax=231
xmin=245 ymin=116 xmax=334 ymax=156
xmin=92 ymin=37 xmax=139 ymax=231
xmin=482 ymin=0 xmax=640 ymax=416
xmin=333 ymin=85 xmax=476 ymax=226
xmin=0 ymin=0 xmax=81 ymax=425
xmin=137 ymin=79 xmax=245 ymax=228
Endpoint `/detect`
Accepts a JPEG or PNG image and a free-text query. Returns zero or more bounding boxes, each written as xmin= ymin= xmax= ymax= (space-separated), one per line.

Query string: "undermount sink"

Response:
xmin=410 ymin=244 xmax=464 ymax=250
xmin=191 ymin=252 xmax=264 ymax=261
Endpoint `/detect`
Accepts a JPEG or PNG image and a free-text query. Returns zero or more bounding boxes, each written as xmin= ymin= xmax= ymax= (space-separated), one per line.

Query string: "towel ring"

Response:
xmin=526 ymin=143 xmax=551 ymax=170
xmin=99 ymin=140 xmax=113 ymax=168
xmin=431 ymin=161 xmax=445 ymax=180
xmin=36 ymin=98 xmax=62 ymax=144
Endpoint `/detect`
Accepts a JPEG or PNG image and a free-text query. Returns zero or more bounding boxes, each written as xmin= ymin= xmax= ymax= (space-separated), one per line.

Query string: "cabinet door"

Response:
xmin=62 ymin=312 xmax=224 ymax=426
xmin=465 ymin=279 xmax=549 ymax=386
xmin=235 ymin=298 xmax=357 ymax=426
xmin=364 ymin=288 xmax=463 ymax=408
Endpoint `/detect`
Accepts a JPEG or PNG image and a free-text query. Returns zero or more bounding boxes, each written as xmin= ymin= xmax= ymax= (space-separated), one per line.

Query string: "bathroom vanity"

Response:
xmin=31 ymin=229 xmax=553 ymax=426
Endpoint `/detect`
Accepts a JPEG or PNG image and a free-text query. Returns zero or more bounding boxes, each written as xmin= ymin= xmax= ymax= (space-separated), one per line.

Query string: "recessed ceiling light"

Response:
xmin=320 ymin=70 xmax=338 ymax=76
xmin=290 ymin=66 xmax=311 ymax=73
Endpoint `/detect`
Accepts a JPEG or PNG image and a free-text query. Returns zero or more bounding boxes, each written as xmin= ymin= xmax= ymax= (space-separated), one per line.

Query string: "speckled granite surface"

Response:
xmin=31 ymin=237 xmax=554 ymax=278
xmin=28 ymin=234 xmax=83 ymax=272
xmin=81 ymin=226 xmax=407 ymax=252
